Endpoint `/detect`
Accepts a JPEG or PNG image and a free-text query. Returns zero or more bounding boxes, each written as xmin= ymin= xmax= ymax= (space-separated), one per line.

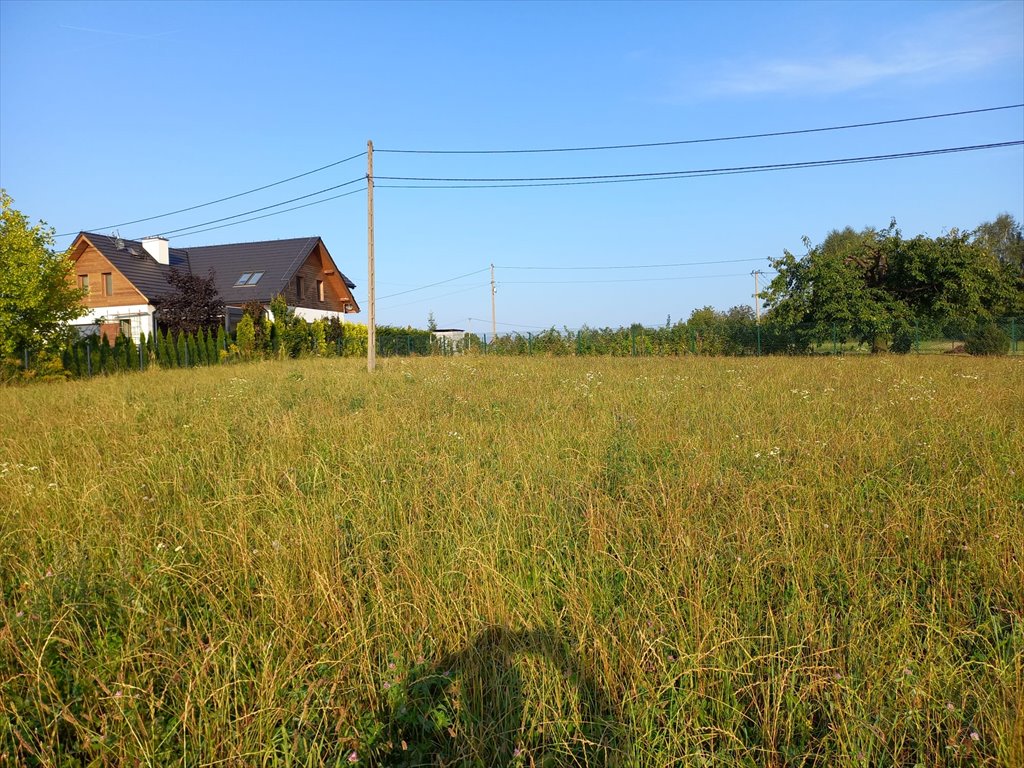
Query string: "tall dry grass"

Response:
xmin=1 ymin=355 xmax=1022 ymax=766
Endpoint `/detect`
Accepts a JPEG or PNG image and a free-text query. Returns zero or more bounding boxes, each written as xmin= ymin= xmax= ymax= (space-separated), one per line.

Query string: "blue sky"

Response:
xmin=1 ymin=0 xmax=1022 ymax=332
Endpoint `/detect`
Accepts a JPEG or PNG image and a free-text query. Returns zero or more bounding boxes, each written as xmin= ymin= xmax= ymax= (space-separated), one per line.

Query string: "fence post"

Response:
xmin=86 ymin=344 xmax=92 ymax=376
xmin=1012 ymin=318 xmax=1018 ymax=353
xmin=23 ymin=346 xmax=29 ymax=371
xmin=630 ymin=328 xmax=636 ymax=357
xmin=527 ymin=333 xmax=533 ymax=355
xmin=756 ymin=324 xmax=762 ymax=356
xmin=139 ymin=340 xmax=144 ymax=371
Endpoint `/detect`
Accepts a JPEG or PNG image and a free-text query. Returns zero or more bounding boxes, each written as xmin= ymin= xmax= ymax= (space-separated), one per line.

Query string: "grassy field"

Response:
xmin=1 ymin=355 xmax=1022 ymax=767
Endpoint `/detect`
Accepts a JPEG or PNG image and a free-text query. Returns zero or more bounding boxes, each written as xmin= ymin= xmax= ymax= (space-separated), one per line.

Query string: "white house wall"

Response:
xmin=70 ymin=304 xmax=156 ymax=343
xmin=289 ymin=306 xmax=348 ymax=323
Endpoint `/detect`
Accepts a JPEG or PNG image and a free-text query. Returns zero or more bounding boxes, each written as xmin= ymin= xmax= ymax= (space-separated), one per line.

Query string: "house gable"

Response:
xmin=69 ymin=235 xmax=149 ymax=308
xmin=281 ymin=239 xmax=360 ymax=313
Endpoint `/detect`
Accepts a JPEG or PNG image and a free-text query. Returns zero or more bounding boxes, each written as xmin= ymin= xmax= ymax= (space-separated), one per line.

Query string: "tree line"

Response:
xmin=762 ymin=215 xmax=1024 ymax=352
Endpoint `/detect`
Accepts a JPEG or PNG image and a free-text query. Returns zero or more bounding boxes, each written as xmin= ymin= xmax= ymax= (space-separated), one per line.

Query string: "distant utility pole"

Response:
xmin=751 ymin=269 xmax=764 ymax=323
xmin=490 ymin=263 xmax=497 ymax=338
xmin=367 ymin=140 xmax=376 ymax=373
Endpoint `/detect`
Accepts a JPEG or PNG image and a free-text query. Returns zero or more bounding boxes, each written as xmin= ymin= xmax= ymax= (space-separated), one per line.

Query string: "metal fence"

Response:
xmin=6 ymin=316 xmax=1021 ymax=381
xmin=415 ymin=317 xmax=1023 ymax=358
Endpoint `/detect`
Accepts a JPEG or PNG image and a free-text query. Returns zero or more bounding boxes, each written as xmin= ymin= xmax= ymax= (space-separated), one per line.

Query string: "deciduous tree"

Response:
xmin=0 ymin=190 xmax=86 ymax=358
xmin=153 ymin=268 xmax=225 ymax=336
xmin=763 ymin=220 xmax=1022 ymax=351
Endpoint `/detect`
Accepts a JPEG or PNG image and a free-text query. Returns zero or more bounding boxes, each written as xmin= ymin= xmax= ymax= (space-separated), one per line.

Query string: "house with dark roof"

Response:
xmin=67 ymin=232 xmax=359 ymax=341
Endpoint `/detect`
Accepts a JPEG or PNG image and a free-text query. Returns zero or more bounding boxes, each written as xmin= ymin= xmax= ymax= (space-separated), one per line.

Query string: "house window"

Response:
xmin=317 ymin=280 xmax=324 ymax=302
xmin=103 ymin=273 xmax=113 ymax=296
xmin=78 ymin=274 xmax=89 ymax=292
xmin=295 ymin=276 xmax=303 ymax=298
xmin=119 ymin=319 xmax=132 ymax=337
xmin=234 ymin=272 xmax=264 ymax=286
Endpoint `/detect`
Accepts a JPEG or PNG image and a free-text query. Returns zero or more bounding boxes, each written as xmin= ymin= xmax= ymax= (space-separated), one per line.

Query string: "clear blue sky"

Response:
xmin=2 ymin=1 xmax=1022 ymax=332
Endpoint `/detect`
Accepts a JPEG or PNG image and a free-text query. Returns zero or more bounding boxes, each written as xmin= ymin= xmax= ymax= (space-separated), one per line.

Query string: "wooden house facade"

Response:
xmin=67 ymin=232 xmax=360 ymax=341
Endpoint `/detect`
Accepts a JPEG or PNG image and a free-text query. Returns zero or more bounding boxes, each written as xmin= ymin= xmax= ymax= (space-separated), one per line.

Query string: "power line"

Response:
xmin=468 ymin=317 xmax=550 ymax=330
xmin=377 ymin=283 xmax=487 ymax=311
xmin=499 ymin=268 xmax=770 ymax=284
xmin=148 ymin=176 xmax=365 ymax=238
xmin=376 ymin=267 xmax=491 ymax=301
xmin=376 ymin=104 xmax=1024 ymax=155
xmin=498 ymin=257 xmax=767 ymax=270
xmin=56 ymin=151 xmax=367 ymax=237
xmin=374 ymin=142 xmax=1022 ymax=186
xmin=164 ymin=186 xmax=366 ymax=240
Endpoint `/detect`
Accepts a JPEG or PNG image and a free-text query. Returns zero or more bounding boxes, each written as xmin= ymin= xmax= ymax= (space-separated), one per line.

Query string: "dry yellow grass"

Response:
xmin=1 ymin=355 xmax=1022 ymax=766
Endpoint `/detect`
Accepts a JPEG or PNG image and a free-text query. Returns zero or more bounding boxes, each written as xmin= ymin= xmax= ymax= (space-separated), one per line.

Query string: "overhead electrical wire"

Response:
xmin=375 ymin=257 xmax=775 ymax=308
xmin=56 ymin=151 xmax=367 ymax=237
xmin=377 ymin=283 xmax=488 ymax=311
xmin=498 ymin=257 xmax=768 ymax=270
xmin=502 ymin=271 xmax=775 ymax=285
xmin=149 ymin=176 xmax=365 ymax=238
xmin=162 ymin=186 xmax=366 ymax=240
xmin=376 ymin=267 xmax=491 ymax=301
xmin=374 ymin=142 xmax=1023 ymax=187
xmin=55 ymin=104 xmax=1021 ymax=240
xmin=376 ymin=104 xmax=1023 ymax=154
xmin=468 ymin=319 xmax=557 ymax=331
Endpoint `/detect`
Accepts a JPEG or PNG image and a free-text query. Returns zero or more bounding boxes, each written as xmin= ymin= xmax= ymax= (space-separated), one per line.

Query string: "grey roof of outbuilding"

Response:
xmin=79 ymin=233 xmax=356 ymax=304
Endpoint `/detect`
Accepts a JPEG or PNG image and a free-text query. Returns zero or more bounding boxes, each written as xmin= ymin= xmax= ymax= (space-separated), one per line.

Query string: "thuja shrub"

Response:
xmin=206 ymin=328 xmax=218 ymax=364
xmin=175 ymin=333 xmax=187 ymax=367
xmin=236 ymin=315 xmax=256 ymax=359
xmin=965 ymin=322 xmax=1010 ymax=355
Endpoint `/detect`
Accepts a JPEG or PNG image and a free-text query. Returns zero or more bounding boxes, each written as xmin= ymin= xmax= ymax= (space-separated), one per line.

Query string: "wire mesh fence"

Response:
xmin=428 ymin=317 xmax=1022 ymax=358
xmin=6 ymin=316 xmax=1021 ymax=382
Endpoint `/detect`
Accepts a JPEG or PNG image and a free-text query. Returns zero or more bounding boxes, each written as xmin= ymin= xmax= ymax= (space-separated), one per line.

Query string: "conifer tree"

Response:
xmin=166 ymin=331 xmax=178 ymax=367
xmin=216 ymin=326 xmax=227 ymax=362
xmin=187 ymin=332 xmax=199 ymax=367
xmin=206 ymin=327 xmax=217 ymax=364
xmin=177 ymin=332 xmax=188 ymax=367
xmin=98 ymin=333 xmax=110 ymax=373
xmin=125 ymin=334 xmax=138 ymax=371
xmin=138 ymin=331 xmax=148 ymax=370
xmin=311 ymin=319 xmax=328 ymax=357
xmin=110 ymin=334 xmax=121 ymax=372
xmin=157 ymin=329 xmax=169 ymax=367
xmin=195 ymin=329 xmax=207 ymax=366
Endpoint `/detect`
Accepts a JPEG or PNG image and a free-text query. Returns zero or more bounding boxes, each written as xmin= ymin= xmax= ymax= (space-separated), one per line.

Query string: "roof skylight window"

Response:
xmin=246 ymin=272 xmax=264 ymax=285
xmin=235 ymin=273 xmax=252 ymax=286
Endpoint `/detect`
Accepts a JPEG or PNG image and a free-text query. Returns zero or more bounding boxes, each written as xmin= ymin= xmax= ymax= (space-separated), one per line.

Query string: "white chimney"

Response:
xmin=141 ymin=236 xmax=170 ymax=265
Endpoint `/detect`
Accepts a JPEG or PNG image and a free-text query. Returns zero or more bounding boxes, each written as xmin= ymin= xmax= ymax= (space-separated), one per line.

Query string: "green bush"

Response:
xmin=964 ymin=323 xmax=1010 ymax=355
xmin=236 ymin=314 xmax=256 ymax=359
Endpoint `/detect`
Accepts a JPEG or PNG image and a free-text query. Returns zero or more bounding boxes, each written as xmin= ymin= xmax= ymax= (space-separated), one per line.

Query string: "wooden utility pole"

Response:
xmin=490 ymin=263 xmax=496 ymax=338
xmin=367 ymin=140 xmax=376 ymax=373
xmin=752 ymin=269 xmax=763 ymax=324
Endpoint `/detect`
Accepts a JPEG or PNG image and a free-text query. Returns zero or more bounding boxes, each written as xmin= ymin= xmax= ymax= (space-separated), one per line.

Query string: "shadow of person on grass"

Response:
xmin=371 ymin=626 xmax=626 ymax=767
